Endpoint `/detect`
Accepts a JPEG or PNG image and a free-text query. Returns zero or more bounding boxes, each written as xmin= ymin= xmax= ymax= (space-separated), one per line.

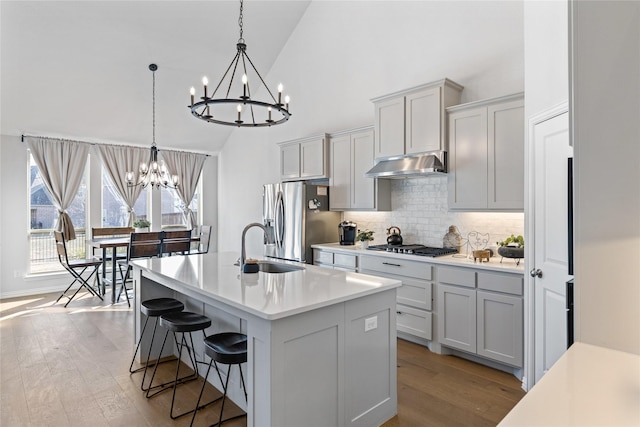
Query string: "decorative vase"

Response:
xmin=443 ymin=225 xmax=462 ymax=250
xmin=359 ymin=240 xmax=369 ymax=250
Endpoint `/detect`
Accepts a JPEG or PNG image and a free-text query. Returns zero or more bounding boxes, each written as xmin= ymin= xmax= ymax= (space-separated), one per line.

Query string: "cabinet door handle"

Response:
xmin=383 ymin=262 xmax=401 ymax=267
xmin=396 ymin=311 xmax=403 ymax=315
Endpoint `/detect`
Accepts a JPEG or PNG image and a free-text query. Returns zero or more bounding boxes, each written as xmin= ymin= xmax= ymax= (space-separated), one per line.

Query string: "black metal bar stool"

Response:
xmin=190 ymin=332 xmax=248 ymax=427
xmin=129 ymin=298 xmax=185 ymax=391
xmin=146 ymin=311 xmax=213 ymax=420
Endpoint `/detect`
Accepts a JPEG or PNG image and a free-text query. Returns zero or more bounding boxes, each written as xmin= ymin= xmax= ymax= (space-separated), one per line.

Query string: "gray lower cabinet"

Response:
xmin=437 ymin=283 xmax=476 ymax=353
xmin=437 ymin=266 xmax=523 ymax=368
xmin=313 ymin=249 xmax=358 ymax=272
xmin=360 ymin=255 xmax=434 ymax=341
xmin=477 ymin=290 xmax=523 ymax=366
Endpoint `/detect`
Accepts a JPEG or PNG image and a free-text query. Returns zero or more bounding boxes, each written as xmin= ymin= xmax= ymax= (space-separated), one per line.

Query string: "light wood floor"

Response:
xmin=1 ymin=290 xmax=525 ymax=426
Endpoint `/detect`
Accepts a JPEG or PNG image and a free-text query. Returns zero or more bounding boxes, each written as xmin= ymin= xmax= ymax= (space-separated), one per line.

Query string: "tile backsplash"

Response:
xmin=343 ymin=176 xmax=524 ymax=253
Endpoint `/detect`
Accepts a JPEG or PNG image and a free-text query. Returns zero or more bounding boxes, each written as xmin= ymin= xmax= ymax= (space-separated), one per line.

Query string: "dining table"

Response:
xmin=88 ymin=234 xmax=201 ymax=303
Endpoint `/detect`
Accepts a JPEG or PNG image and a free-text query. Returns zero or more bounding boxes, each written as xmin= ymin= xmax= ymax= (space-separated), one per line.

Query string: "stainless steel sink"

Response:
xmin=258 ymin=262 xmax=305 ymax=273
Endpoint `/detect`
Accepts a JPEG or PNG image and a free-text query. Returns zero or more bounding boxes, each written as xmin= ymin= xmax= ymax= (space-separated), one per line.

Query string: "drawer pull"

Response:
xmin=383 ymin=262 xmax=401 ymax=267
xmin=396 ymin=311 xmax=403 ymax=315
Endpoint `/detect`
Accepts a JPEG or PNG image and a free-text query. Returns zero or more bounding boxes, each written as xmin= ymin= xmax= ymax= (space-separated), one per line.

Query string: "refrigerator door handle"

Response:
xmin=275 ymin=191 xmax=284 ymax=248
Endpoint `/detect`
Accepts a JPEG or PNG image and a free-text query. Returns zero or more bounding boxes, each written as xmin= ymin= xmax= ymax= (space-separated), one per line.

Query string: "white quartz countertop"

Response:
xmin=312 ymin=243 xmax=525 ymax=274
xmin=132 ymin=252 xmax=401 ymax=321
xmin=499 ymin=342 xmax=640 ymax=426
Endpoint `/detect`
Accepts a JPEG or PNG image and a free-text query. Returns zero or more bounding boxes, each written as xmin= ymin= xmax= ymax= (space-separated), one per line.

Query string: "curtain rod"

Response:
xmin=21 ymin=134 xmax=95 ymax=145
xmin=21 ymin=134 xmax=211 ymax=157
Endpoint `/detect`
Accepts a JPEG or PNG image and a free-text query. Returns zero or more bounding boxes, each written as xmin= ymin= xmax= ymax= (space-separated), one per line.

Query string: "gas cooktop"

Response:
xmin=367 ymin=244 xmax=458 ymax=257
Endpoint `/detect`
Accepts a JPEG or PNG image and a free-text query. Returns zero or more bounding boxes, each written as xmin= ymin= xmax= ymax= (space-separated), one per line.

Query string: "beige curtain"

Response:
xmin=161 ymin=150 xmax=207 ymax=229
xmin=26 ymin=137 xmax=90 ymax=241
xmin=96 ymin=144 xmax=149 ymax=227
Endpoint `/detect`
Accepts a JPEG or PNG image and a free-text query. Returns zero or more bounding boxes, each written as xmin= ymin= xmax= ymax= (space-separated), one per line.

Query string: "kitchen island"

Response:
xmin=131 ymin=252 xmax=401 ymax=427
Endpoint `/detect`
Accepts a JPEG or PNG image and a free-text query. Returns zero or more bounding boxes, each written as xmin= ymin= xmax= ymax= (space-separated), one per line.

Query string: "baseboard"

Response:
xmin=440 ymin=346 xmax=522 ymax=379
xmin=0 ymin=284 xmax=67 ymax=300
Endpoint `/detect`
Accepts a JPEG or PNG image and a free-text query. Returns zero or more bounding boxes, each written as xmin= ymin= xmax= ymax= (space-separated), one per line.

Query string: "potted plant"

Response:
xmin=355 ymin=229 xmax=375 ymax=249
xmin=133 ymin=218 xmax=151 ymax=232
xmin=496 ymin=234 xmax=524 ymax=264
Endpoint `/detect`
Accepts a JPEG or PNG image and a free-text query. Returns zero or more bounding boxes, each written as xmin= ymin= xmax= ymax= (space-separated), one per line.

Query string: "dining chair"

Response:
xmin=54 ymin=230 xmax=103 ymax=307
xmin=91 ymin=227 xmax=135 ymax=254
xmin=162 ymin=230 xmax=192 ymax=256
xmin=91 ymin=226 xmax=135 ymax=292
xmin=117 ymin=231 xmax=163 ymax=306
xmin=192 ymin=225 xmax=212 ymax=254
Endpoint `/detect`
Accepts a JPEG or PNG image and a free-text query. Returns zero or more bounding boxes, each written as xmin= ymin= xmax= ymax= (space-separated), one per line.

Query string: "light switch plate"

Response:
xmin=365 ymin=316 xmax=378 ymax=332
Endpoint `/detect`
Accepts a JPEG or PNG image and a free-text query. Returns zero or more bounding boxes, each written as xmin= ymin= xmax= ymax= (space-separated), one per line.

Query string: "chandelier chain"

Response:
xmin=152 ymin=68 xmax=156 ymax=147
xmin=238 ymin=0 xmax=244 ymax=42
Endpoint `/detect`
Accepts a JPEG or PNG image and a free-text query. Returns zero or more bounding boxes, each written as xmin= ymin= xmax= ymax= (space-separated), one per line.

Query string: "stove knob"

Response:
xmin=407 ymin=249 xmax=413 ymax=254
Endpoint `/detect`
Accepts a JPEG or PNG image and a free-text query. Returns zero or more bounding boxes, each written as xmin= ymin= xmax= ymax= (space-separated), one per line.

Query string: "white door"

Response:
xmin=531 ymin=108 xmax=573 ymax=383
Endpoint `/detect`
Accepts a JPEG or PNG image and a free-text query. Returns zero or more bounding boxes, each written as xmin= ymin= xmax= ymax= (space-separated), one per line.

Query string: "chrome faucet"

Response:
xmin=240 ymin=222 xmax=272 ymax=266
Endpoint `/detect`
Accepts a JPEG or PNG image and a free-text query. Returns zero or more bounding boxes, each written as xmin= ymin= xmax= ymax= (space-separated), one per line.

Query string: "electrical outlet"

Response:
xmin=364 ymin=316 xmax=378 ymax=332
xmin=13 ymin=270 xmax=21 ymax=278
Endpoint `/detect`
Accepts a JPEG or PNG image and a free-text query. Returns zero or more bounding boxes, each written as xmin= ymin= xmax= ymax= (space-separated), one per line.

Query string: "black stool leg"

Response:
xmin=133 ymin=315 xmax=182 ymax=391
xmin=130 ymin=314 xmax=151 ymax=373
xmin=146 ymin=330 xmax=199 ymax=399
xmin=212 ymin=362 xmax=248 ymax=427
xmin=189 ymin=357 xmax=225 ymax=427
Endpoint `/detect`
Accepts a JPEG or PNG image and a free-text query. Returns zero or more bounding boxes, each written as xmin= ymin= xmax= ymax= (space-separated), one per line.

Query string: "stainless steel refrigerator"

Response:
xmin=263 ymin=182 xmax=341 ymax=263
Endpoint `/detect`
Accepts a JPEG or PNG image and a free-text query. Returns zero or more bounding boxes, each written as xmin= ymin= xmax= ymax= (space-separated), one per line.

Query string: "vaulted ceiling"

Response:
xmin=0 ymin=1 xmax=311 ymax=153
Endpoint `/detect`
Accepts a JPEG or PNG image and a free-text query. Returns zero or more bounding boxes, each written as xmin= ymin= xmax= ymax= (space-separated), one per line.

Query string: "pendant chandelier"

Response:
xmin=127 ymin=64 xmax=179 ymax=190
xmin=189 ymin=0 xmax=291 ymax=127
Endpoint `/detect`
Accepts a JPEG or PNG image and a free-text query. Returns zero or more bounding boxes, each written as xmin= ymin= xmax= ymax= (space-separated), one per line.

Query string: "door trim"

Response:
xmin=524 ymin=101 xmax=568 ymax=391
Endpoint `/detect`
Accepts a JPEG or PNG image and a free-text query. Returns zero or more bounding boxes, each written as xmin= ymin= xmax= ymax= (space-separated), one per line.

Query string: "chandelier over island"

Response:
xmin=126 ymin=64 xmax=179 ymax=190
xmin=189 ymin=0 xmax=291 ymax=127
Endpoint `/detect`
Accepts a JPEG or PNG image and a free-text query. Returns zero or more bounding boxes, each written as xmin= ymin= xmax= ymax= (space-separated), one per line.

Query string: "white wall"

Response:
xmin=0 ymin=135 xmax=219 ymax=298
xmin=571 ymin=1 xmax=640 ymax=354
xmin=218 ymin=0 xmax=525 ymax=257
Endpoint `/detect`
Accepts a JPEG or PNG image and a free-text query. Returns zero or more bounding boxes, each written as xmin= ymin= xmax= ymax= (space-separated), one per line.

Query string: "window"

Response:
xmin=28 ymin=153 xmax=87 ymax=273
xmin=161 ymin=182 xmax=200 ymax=228
xmin=101 ymin=167 xmax=148 ymax=226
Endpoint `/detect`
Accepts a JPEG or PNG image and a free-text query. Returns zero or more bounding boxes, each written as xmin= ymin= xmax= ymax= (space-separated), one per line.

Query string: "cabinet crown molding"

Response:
xmin=446 ymin=92 xmax=524 ymax=113
xmin=277 ymin=133 xmax=328 ymax=146
xmin=371 ymin=78 xmax=464 ymax=103
xmin=328 ymin=125 xmax=374 ymax=138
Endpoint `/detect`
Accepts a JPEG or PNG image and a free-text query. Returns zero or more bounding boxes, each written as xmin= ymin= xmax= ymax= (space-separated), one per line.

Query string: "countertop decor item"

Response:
xmin=356 ymin=229 xmax=374 ymax=249
xmin=443 ymin=225 xmax=462 ymax=250
xmin=126 ymin=64 xmax=179 ymax=190
xmin=188 ymin=0 xmax=291 ymax=127
xmin=497 ymin=234 xmax=525 ymax=265
xmin=386 ymin=226 xmax=403 ymax=245
xmin=472 ymin=249 xmax=491 ymax=263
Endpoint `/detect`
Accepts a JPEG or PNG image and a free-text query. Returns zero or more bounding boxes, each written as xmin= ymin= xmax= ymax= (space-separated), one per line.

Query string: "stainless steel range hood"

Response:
xmin=365 ymin=151 xmax=447 ymax=178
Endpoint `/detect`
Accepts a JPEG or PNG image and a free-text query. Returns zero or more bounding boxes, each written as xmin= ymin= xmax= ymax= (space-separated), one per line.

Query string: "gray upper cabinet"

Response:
xmin=447 ymin=93 xmax=524 ymax=211
xmin=372 ymin=79 xmax=464 ymax=159
xmin=329 ymin=127 xmax=390 ymax=211
xmin=279 ymin=134 xmax=329 ymax=181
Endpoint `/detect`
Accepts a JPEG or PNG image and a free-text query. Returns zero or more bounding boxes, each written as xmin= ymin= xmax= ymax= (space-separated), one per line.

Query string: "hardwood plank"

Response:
xmin=0 ymin=291 xmax=525 ymax=427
